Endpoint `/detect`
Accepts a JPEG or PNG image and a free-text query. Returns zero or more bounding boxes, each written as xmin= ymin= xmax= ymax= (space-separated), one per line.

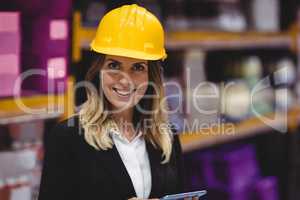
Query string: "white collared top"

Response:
xmin=110 ymin=130 xmax=152 ymax=199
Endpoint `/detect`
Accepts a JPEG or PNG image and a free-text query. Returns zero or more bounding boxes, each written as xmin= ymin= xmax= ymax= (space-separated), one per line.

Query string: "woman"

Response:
xmin=38 ymin=4 xmax=184 ymax=200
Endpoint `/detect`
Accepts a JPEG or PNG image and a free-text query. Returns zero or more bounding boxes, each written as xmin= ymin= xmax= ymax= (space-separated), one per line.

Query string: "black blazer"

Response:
xmin=38 ymin=116 xmax=184 ymax=200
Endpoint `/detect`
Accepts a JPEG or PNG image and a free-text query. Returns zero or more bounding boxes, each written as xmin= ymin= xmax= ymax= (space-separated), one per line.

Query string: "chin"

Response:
xmin=109 ymin=100 xmax=136 ymax=111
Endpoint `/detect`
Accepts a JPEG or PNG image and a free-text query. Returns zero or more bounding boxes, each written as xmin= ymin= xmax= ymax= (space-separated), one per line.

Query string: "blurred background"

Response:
xmin=1 ymin=0 xmax=300 ymax=199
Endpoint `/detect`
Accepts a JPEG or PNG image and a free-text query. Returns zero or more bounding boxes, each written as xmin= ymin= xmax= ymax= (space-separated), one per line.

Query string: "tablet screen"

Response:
xmin=160 ymin=190 xmax=207 ymax=200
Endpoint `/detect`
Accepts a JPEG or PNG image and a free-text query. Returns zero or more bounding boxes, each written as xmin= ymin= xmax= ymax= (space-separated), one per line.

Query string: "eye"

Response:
xmin=132 ymin=63 xmax=146 ymax=72
xmin=107 ymin=62 xmax=120 ymax=70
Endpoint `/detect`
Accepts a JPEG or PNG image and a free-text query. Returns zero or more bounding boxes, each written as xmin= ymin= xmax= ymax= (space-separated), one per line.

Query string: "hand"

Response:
xmin=128 ymin=196 xmax=199 ymax=200
xmin=128 ymin=198 xmax=159 ymax=200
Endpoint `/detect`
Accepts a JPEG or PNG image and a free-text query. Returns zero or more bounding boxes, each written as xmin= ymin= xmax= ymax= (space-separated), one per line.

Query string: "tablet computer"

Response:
xmin=160 ymin=190 xmax=207 ymax=200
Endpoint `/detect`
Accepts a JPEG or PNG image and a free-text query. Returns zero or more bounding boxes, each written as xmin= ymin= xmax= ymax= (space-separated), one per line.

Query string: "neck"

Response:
xmin=112 ymin=107 xmax=133 ymax=123
xmin=111 ymin=107 xmax=136 ymax=140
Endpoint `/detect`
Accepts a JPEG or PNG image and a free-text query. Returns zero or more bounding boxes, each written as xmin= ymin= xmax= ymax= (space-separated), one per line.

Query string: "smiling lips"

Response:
xmin=112 ymin=87 xmax=137 ymax=97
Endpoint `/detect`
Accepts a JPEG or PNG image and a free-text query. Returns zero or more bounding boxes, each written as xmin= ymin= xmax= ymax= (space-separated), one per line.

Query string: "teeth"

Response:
xmin=113 ymin=87 xmax=134 ymax=96
xmin=116 ymin=90 xmax=130 ymax=95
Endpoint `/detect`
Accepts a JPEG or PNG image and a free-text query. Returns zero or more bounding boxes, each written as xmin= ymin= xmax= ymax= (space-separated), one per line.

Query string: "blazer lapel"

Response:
xmin=96 ymin=145 xmax=137 ymax=198
xmin=94 ymin=135 xmax=166 ymax=199
xmin=146 ymin=141 xmax=165 ymax=198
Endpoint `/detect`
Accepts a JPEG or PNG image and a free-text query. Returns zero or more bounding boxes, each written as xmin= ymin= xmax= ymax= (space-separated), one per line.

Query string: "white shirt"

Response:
xmin=110 ymin=130 xmax=152 ymax=199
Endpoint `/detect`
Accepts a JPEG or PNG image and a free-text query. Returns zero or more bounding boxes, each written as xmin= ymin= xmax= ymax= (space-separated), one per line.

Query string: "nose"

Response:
xmin=119 ymin=76 xmax=129 ymax=86
xmin=118 ymin=73 xmax=134 ymax=89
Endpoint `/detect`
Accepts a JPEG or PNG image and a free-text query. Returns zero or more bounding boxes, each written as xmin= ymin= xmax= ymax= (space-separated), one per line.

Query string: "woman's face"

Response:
xmin=101 ymin=55 xmax=149 ymax=111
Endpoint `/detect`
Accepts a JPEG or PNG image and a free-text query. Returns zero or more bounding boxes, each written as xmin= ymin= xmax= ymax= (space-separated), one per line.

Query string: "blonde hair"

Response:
xmin=79 ymin=53 xmax=173 ymax=163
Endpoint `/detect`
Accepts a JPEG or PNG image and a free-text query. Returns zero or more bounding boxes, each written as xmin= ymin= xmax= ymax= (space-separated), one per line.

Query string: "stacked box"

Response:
xmin=207 ymin=144 xmax=260 ymax=190
xmin=185 ymin=145 xmax=259 ymax=191
xmin=8 ymin=120 xmax=44 ymax=143
xmin=22 ymin=16 xmax=69 ymax=94
xmin=0 ymin=149 xmax=37 ymax=179
xmin=184 ymin=151 xmax=210 ymax=191
xmin=11 ymin=0 xmax=45 ymax=16
xmin=184 ymin=144 xmax=260 ymax=199
xmin=184 ymin=143 xmax=281 ymax=200
xmin=252 ymin=177 xmax=279 ymax=200
xmin=208 ymin=186 xmax=251 ymax=200
xmin=11 ymin=0 xmax=71 ymax=17
xmin=209 ymin=177 xmax=279 ymax=200
xmin=0 ymin=12 xmax=21 ymax=97
xmin=46 ymin=0 xmax=72 ymax=18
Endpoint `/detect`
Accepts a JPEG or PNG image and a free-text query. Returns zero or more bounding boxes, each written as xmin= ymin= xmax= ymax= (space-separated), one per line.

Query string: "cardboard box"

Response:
xmin=22 ymin=17 xmax=69 ymax=94
xmin=0 ymin=12 xmax=21 ymax=97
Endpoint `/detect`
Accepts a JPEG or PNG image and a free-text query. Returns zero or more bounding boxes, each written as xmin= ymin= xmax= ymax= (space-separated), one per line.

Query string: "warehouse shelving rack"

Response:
xmin=71 ymin=10 xmax=300 ymax=153
xmin=0 ymin=77 xmax=75 ymax=125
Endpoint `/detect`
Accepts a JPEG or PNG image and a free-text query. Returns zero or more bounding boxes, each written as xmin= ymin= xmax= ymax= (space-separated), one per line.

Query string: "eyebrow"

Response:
xmin=133 ymin=62 xmax=147 ymax=65
xmin=105 ymin=58 xmax=147 ymax=66
xmin=105 ymin=59 xmax=121 ymax=65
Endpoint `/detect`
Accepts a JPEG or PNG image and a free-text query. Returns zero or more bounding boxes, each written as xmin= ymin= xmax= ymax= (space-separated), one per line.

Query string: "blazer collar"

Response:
xmin=95 ymin=138 xmax=165 ymax=199
xmin=96 ymin=145 xmax=137 ymax=199
xmin=146 ymin=140 xmax=165 ymax=198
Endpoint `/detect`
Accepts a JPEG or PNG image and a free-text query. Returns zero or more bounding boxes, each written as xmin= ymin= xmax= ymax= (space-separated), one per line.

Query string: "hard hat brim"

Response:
xmin=90 ymin=43 xmax=167 ymax=61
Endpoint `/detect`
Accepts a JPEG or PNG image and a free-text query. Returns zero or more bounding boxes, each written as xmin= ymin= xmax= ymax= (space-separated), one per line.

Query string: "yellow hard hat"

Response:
xmin=90 ymin=4 xmax=167 ymax=60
